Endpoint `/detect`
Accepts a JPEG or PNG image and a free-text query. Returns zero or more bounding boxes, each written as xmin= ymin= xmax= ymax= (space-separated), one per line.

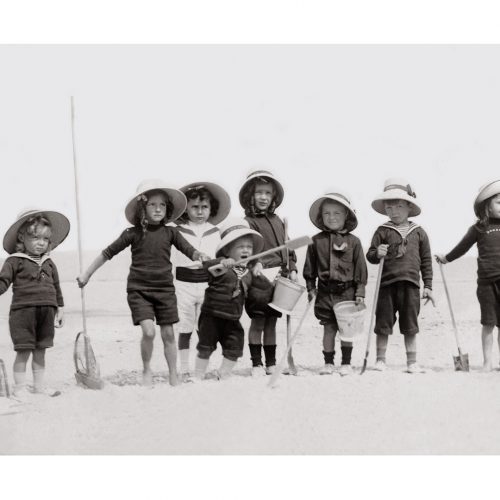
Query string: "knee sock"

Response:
xmin=33 ymin=369 xmax=45 ymax=392
xmin=323 ymin=350 xmax=335 ymax=365
xmin=406 ymin=351 xmax=417 ymax=365
xmin=249 ymin=344 xmax=263 ymax=367
xmin=263 ymin=344 xmax=276 ymax=367
xmin=376 ymin=347 xmax=386 ymax=363
xmin=341 ymin=346 xmax=353 ymax=365
xmin=13 ymin=370 xmax=26 ymax=392
xmin=218 ymin=357 xmax=237 ymax=379
xmin=194 ymin=356 xmax=210 ymax=379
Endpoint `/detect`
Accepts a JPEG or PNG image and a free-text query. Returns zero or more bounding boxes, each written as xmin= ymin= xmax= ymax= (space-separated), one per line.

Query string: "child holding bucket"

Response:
xmin=436 ymin=180 xmax=500 ymax=372
xmin=239 ymin=169 xmax=298 ymax=375
xmin=0 ymin=209 xmax=69 ymax=397
xmin=366 ymin=178 xmax=434 ymax=373
xmin=303 ymin=190 xmax=367 ymax=376
xmin=194 ymin=218 xmax=264 ymax=380
xmin=171 ymin=182 xmax=230 ymax=381
xmin=77 ymin=179 xmax=208 ymax=386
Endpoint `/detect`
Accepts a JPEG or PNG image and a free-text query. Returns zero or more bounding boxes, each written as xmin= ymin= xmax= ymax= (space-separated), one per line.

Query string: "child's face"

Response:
xmin=488 ymin=194 xmax=500 ymax=218
xmin=145 ymin=193 xmax=167 ymax=224
xmin=253 ymin=182 xmax=274 ymax=212
xmin=186 ymin=196 xmax=211 ymax=225
xmin=321 ymin=200 xmax=347 ymax=231
xmin=384 ymin=200 xmax=410 ymax=225
xmin=22 ymin=225 xmax=51 ymax=256
xmin=227 ymin=236 xmax=254 ymax=261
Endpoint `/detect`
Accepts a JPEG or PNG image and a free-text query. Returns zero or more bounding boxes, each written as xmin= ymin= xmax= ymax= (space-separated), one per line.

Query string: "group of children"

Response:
xmin=2 ymin=171 xmax=500 ymax=396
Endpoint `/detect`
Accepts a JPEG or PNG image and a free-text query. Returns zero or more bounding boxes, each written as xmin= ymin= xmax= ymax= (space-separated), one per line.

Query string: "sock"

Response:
xmin=179 ymin=349 xmax=190 ymax=373
xmin=249 ymin=344 xmax=263 ymax=367
xmin=194 ymin=356 xmax=210 ymax=379
xmin=13 ymin=371 xmax=26 ymax=392
xmin=218 ymin=357 xmax=237 ymax=379
xmin=263 ymin=344 xmax=276 ymax=367
xmin=376 ymin=348 xmax=386 ymax=363
xmin=406 ymin=351 xmax=417 ymax=365
xmin=33 ymin=369 xmax=45 ymax=393
xmin=323 ymin=350 xmax=335 ymax=365
xmin=341 ymin=346 xmax=353 ymax=365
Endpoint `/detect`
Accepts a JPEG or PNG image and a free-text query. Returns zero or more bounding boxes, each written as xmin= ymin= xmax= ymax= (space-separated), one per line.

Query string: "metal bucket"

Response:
xmin=269 ymin=277 xmax=306 ymax=315
xmin=333 ymin=300 xmax=366 ymax=341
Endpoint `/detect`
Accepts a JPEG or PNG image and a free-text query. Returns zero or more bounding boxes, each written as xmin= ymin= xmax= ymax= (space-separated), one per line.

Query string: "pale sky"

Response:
xmin=1 ymin=45 xmax=500 ymax=257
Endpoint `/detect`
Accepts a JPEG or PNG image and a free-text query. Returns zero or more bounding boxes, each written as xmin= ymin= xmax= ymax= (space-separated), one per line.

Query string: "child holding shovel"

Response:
xmin=240 ymin=169 xmax=298 ymax=375
xmin=303 ymin=190 xmax=367 ymax=376
xmin=366 ymin=178 xmax=434 ymax=373
xmin=77 ymin=179 xmax=208 ymax=386
xmin=0 ymin=209 xmax=69 ymax=397
xmin=436 ymin=180 xmax=500 ymax=372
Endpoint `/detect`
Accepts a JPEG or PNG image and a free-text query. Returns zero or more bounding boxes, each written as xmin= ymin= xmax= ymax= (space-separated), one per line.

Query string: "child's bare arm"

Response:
xmin=77 ymin=253 xmax=108 ymax=288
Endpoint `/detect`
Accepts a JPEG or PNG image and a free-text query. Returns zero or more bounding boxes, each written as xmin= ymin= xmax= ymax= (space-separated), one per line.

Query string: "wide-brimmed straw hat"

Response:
xmin=125 ymin=179 xmax=187 ymax=225
xmin=216 ymin=218 xmax=264 ymax=258
xmin=3 ymin=208 xmax=70 ymax=254
xmin=180 ymin=181 xmax=231 ymax=225
xmin=238 ymin=169 xmax=284 ymax=209
xmin=371 ymin=178 xmax=421 ymax=217
xmin=309 ymin=189 xmax=358 ymax=231
xmin=474 ymin=180 xmax=500 ymax=217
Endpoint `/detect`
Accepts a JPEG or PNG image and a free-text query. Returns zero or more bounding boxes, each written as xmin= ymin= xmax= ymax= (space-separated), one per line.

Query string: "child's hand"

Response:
xmin=54 ymin=307 xmax=65 ymax=328
xmin=220 ymin=258 xmax=236 ymax=269
xmin=422 ymin=288 xmax=435 ymax=307
xmin=76 ymin=274 xmax=89 ymax=288
xmin=434 ymin=254 xmax=448 ymax=264
xmin=355 ymin=296 xmax=365 ymax=305
xmin=289 ymin=270 xmax=298 ymax=282
xmin=376 ymin=244 xmax=389 ymax=259
xmin=307 ymin=288 xmax=317 ymax=302
xmin=252 ymin=262 xmax=263 ymax=277
xmin=193 ymin=251 xmax=210 ymax=262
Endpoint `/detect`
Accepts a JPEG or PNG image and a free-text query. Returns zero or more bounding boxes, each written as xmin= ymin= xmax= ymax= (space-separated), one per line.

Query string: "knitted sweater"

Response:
xmin=366 ymin=222 xmax=433 ymax=289
xmin=245 ymin=213 xmax=297 ymax=273
xmin=303 ymin=231 xmax=368 ymax=297
xmin=0 ymin=253 xmax=64 ymax=310
xmin=102 ymin=224 xmax=197 ymax=291
xmin=445 ymin=218 xmax=500 ymax=284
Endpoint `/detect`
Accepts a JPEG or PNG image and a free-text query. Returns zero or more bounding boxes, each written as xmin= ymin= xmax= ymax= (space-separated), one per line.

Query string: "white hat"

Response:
xmin=180 ymin=181 xmax=231 ymax=225
xmin=371 ymin=178 xmax=421 ymax=217
xmin=309 ymin=189 xmax=358 ymax=231
xmin=124 ymin=179 xmax=187 ymax=225
xmin=215 ymin=218 xmax=264 ymax=258
xmin=474 ymin=180 xmax=500 ymax=217
xmin=239 ymin=169 xmax=284 ymax=209
xmin=3 ymin=208 xmax=70 ymax=254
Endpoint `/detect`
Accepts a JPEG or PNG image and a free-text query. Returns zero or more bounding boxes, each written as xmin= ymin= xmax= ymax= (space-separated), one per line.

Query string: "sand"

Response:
xmin=1 ymin=253 xmax=500 ymax=455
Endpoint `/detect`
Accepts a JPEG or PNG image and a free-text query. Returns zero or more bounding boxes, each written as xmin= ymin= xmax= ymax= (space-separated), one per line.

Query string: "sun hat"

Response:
xmin=180 ymin=181 xmax=231 ymax=225
xmin=371 ymin=178 xmax=421 ymax=217
xmin=124 ymin=179 xmax=187 ymax=225
xmin=474 ymin=180 xmax=500 ymax=217
xmin=3 ymin=208 xmax=70 ymax=254
xmin=309 ymin=189 xmax=358 ymax=231
xmin=238 ymin=169 xmax=284 ymax=209
xmin=215 ymin=218 xmax=264 ymax=258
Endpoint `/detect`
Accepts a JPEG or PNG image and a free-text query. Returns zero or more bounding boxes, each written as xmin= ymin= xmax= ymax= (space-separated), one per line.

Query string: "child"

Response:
xmin=194 ymin=218 xmax=264 ymax=380
xmin=366 ymin=178 xmax=434 ymax=373
xmin=239 ymin=169 xmax=298 ymax=375
xmin=436 ymin=180 xmax=500 ymax=372
xmin=0 ymin=209 xmax=69 ymax=397
xmin=171 ymin=182 xmax=230 ymax=381
xmin=77 ymin=179 xmax=207 ymax=386
xmin=303 ymin=190 xmax=367 ymax=376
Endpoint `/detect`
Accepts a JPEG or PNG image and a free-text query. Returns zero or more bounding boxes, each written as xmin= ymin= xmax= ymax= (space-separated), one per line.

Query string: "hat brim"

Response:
xmin=216 ymin=228 xmax=264 ymax=258
xmin=371 ymin=191 xmax=421 ymax=217
xmin=180 ymin=182 xmax=231 ymax=225
xmin=474 ymin=180 xmax=500 ymax=217
xmin=125 ymin=187 xmax=187 ymax=225
xmin=238 ymin=172 xmax=284 ymax=209
xmin=3 ymin=210 xmax=70 ymax=254
xmin=309 ymin=195 xmax=358 ymax=231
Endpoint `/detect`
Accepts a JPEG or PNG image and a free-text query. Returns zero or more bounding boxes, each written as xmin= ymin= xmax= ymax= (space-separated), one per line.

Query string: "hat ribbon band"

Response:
xmin=221 ymin=225 xmax=249 ymax=239
xmin=326 ymin=193 xmax=350 ymax=204
xmin=384 ymin=184 xmax=416 ymax=198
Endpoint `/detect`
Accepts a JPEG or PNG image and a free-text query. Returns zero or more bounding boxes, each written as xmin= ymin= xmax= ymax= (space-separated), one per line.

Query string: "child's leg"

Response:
xmin=195 ymin=312 xmax=217 ymax=379
xmin=248 ymin=317 xmax=265 ymax=367
xmin=375 ymin=334 xmax=389 ymax=366
xmin=263 ymin=316 xmax=278 ymax=369
xmin=160 ymin=324 xmax=179 ymax=386
xmin=139 ymin=319 xmax=156 ymax=385
xmin=178 ymin=332 xmax=192 ymax=374
xmin=320 ymin=323 xmax=336 ymax=374
xmin=482 ymin=325 xmax=495 ymax=371
xmin=404 ymin=334 xmax=417 ymax=366
xmin=13 ymin=349 xmax=31 ymax=393
xmin=32 ymin=348 xmax=46 ymax=392
xmin=219 ymin=319 xmax=244 ymax=379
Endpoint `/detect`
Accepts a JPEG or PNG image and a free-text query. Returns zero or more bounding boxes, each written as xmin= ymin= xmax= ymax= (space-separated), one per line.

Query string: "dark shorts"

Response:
xmin=375 ymin=281 xmax=421 ymax=335
xmin=245 ymin=274 xmax=282 ymax=319
xmin=127 ymin=289 xmax=178 ymax=326
xmin=314 ymin=286 xmax=356 ymax=327
xmin=9 ymin=306 xmax=56 ymax=351
xmin=197 ymin=312 xmax=244 ymax=361
xmin=477 ymin=281 xmax=500 ymax=327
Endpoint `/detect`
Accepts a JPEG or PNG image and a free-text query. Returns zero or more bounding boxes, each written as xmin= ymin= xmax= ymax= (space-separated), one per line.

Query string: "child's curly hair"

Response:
xmin=241 ymin=177 xmax=278 ymax=217
xmin=133 ymin=189 xmax=173 ymax=234
xmin=178 ymin=186 xmax=219 ymax=223
xmin=315 ymin=199 xmax=356 ymax=233
xmin=15 ymin=215 xmax=53 ymax=253
xmin=476 ymin=195 xmax=497 ymax=230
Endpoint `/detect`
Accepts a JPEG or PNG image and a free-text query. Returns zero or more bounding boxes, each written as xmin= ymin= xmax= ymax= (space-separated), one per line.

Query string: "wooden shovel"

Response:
xmin=0 ymin=359 xmax=11 ymax=398
xmin=208 ymin=235 xmax=312 ymax=276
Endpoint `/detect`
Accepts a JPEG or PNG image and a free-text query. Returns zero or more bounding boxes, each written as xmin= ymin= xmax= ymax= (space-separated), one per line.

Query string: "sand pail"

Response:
xmin=269 ymin=277 xmax=306 ymax=315
xmin=333 ymin=301 xmax=366 ymax=341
